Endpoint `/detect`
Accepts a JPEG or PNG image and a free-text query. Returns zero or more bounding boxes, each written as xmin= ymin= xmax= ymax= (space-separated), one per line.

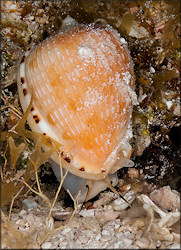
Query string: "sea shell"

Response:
xmin=17 ymin=19 xmax=136 ymax=201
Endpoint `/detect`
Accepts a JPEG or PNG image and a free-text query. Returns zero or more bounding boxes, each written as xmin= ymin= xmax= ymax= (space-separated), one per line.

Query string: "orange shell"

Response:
xmin=17 ymin=24 xmax=135 ymax=180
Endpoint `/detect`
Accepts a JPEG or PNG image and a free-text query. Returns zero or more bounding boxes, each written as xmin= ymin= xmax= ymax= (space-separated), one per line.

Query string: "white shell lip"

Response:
xmin=17 ymin=23 xmax=135 ymax=181
xmin=17 ymin=52 xmax=61 ymax=145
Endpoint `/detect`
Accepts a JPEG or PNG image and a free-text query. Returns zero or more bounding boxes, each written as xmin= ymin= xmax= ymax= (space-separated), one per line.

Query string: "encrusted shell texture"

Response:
xmin=18 ymin=24 xmax=135 ymax=180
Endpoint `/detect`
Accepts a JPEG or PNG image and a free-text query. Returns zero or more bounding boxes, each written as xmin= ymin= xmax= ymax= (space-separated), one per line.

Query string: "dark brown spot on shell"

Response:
xmin=21 ymin=55 xmax=25 ymax=63
xmin=21 ymin=77 xmax=25 ymax=84
xmin=64 ymin=157 xmax=71 ymax=163
xmin=61 ymin=151 xmax=71 ymax=163
xmin=33 ymin=115 xmax=40 ymax=123
xmin=31 ymin=107 xmax=34 ymax=111
xmin=101 ymin=169 xmax=106 ymax=173
xmin=79 ymin=167 xmax=85 ymax=171
xmin=43 ymin=133 xmax=46 ymax=135
xmin=23 ymin=89 xmax=27 ymax=96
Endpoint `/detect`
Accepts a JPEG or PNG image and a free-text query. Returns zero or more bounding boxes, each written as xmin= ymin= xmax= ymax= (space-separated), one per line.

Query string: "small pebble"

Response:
xmin=115 ymin=224 xmax=120 ymax=229
xmin=166 ymin=101 xmax=173 ymax=109
xmin=116 ymin=232 xmax=124 ymax=238
xmin=95 ymin=209 xmax=120 ymax=223
xmin=61 ymin=227 xmax=71 ymax=235
xmin=28 ymin=16 xmax=35 ymax=21
xmin=114 ymin=242 xmax=120 ymax=248
xmin=95 ymin=234 xmax=101 ymax=241
xmin=150 ymin=66 xmax=156 ymax=73
xmin=79 ymin=209 xmax=95 ymax=217
xmin=78 ymin=235 xmax=88 ymax=244
xmin=135 ymin=230 xmax=143 ymax=240
xmin=69 ymin=240 xmax=81 ymax=248
xmin=135 ymin=238 xmax=149 ymax=248
xmin=101 ymin=235 xmax=112 ymax=241
xmin=9 ymin=4 xmax=17 ymax=10
xmin=85 ymin=230 xmax=93 ymax=238
xmin=124 ymin=231 xmax=135 ymax=239
xmin=19 ymin=209 xmax=27 ymax=217
xmin=41 ymin=242 xmax=52 ymax=249
xmin=102 ymin=229 xmax=111 ymax=236
xmin=59 ymin=242 xmax=68 ymax=248
xmin=122 ymin=238 xmax=133 ymax=247
xmin=102 ymin=242 xmax=109 ymax=248
xmin=170 ymin=243 xmax=181 ymax=249
xmin=23 ymin=198 xmax=38 ymax=209
xmin=58 ymin=236 xmax=64 ymax=243
xmin=113 ymin=193 xmax=135 ymax=211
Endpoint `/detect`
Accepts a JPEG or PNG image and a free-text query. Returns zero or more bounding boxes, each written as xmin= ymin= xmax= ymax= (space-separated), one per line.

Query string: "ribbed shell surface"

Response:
xmin=19 ymin=24 xmax=135 ymax=178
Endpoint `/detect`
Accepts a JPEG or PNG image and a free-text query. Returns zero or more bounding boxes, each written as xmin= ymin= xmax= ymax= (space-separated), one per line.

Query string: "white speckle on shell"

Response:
xmin=78 ymin=45 xmax=95 ymax=60
xmin=120 ymin=37 xmax=127 ymax=44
